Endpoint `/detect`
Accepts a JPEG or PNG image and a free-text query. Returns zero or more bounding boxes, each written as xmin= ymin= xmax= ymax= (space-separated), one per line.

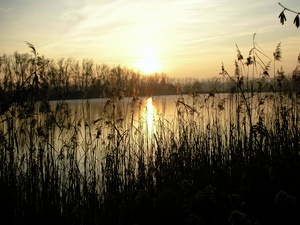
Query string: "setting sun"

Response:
xmin=137 ymin=46 xmax=160 ymax=74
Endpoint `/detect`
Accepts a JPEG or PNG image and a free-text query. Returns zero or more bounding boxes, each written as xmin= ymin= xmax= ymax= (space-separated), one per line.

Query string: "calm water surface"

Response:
xmin=49 ymin=93 xmax=275 ymax=143
xmin=0 ymin=92 xmax=291 ymax=169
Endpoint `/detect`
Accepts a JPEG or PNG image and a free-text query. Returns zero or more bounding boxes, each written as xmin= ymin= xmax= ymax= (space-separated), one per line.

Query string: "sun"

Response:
xmin=140 ymin=58 xmax=160 ymax=74
xmin=138 ymin=46 xmax=160 ymax=74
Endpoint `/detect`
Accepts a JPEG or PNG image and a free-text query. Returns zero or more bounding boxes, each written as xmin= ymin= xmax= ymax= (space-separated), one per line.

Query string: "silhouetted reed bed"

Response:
xmin=1 ymin=41 xmax=300 ymax=225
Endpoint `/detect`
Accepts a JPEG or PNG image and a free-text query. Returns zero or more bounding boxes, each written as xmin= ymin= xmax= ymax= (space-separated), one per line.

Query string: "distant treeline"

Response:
xmin=0 ymin=51 xmax=300 ymax=102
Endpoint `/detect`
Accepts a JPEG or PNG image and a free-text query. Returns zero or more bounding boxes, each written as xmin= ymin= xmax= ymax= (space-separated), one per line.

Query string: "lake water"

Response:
xmin=49 ymin=94 xmax=216 ymax=140
xmin=50 ymin=95 xmax=180 ymax=135
xmin=48 ymin=92 xmax=278 ymax=147
xmin=1 ymin=92 xmax=296 ymax=171
xmin=48 ymin=95 xmax=192 ymax=166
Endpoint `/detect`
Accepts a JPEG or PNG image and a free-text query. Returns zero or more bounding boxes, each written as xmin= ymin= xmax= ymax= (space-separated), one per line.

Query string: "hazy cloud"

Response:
xmin=0 ymin=0 xmax=299 ymax=77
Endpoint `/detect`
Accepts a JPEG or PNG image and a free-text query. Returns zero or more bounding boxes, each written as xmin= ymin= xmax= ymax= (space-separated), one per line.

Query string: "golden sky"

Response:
xmin=0 ymin=0 xmax=299 ymax=78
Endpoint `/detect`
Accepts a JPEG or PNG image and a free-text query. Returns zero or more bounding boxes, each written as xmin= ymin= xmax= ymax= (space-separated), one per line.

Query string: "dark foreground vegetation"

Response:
xmin=0 ymin=39 xmax=300 ymax=225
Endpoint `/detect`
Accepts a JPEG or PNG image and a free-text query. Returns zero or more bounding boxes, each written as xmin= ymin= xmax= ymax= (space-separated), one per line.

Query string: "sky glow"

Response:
xmin=0 ymin=0 xmax=299 ymax=78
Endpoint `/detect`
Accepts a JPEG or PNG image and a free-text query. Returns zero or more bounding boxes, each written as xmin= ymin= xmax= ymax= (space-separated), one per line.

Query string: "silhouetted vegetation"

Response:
xmin=0 ymin=50 xmax=176 ymax=103
xmin=0 ymin=45 xmax=299 ymax=107
xmin=278 ymin=3 xmax=300 ymax=28
xmin=0 ymin=40 xmax=300 ymax=225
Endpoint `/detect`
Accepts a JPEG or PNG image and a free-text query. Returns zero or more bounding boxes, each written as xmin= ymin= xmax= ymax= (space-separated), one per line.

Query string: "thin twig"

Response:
xmin=278 ymin=3 xmax=300 ymax=14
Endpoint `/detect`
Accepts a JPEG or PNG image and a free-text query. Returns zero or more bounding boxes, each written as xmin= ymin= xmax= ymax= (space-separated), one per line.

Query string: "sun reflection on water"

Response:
xmin=145 ymin=97 xmax=156 ymax=134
